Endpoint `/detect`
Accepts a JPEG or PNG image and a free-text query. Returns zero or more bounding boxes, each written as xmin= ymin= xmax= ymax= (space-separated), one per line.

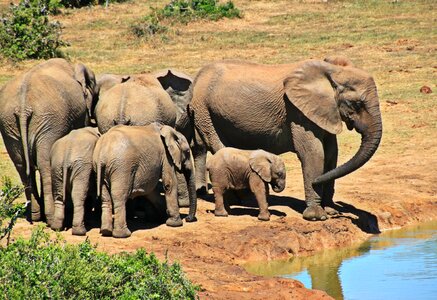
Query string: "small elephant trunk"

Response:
xmin=184 ymin=167 xmax=197 ymax=222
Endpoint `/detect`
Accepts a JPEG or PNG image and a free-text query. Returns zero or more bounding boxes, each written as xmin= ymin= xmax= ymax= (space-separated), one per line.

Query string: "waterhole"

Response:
xmin=244 ymin=221 xmax=437 ymax=300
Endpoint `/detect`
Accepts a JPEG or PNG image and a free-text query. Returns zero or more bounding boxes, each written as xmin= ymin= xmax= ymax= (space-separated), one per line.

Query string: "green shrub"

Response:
xmin=0 ymin=177 xmax=24 ymax=242
xmin=59 ymin=0 xmax=130 ymax=9
xmin=132 ymin=0 xmax=241 ymax=38
xmin=161 ymin=0 xmax=242 ymax=23
xmin=0 ymin=0 xmax=68 ymax=61
xmin=0 ymin=225 xmax=199 ymax=299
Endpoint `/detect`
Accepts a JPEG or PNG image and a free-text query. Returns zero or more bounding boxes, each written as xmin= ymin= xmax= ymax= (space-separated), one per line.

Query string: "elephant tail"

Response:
xmin=62 ymin=163 xmax=69 ymax=204
xmin=96 ymin=160 xmax=104 ymax=198
xmin=15 ymin=107 xmax=33 ymax=177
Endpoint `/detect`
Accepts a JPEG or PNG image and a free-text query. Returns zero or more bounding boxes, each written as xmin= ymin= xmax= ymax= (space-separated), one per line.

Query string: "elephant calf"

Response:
xmin=207 ymin=147 xmax=286 ymax=221
xmin=93 ymin=123 xmax=197 ymax=238
xmin=50 ymin=127 xmax=101 ymax=235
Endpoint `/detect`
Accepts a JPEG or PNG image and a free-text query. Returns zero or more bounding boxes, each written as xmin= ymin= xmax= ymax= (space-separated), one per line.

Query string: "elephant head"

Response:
xmin=96 ymin=73 xmax=130 ymax=96
xmin=249 ymin=150 xmax=286 ymax=193
xmin=158 ymin=124 xmax=197 ymax=222
xmin=74 ymin=63 xmax=98 ymax=122
xmin=284 ymin=58 xmax=382 ymax=185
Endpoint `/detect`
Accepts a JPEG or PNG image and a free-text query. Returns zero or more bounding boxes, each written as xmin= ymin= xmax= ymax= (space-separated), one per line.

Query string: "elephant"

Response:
xmin=207 ymin=147 xmax=286 ymax=221
xmin=95 ymin=70 xmax=193 ymax=207
xmin=93 ymin=123 xmax=197 ymax=238
xmin=95 ymin=69 xmax=192 ymax=130
xmin=188 ymin=56 xmax=382 ymax=221
xmin=0 ymin=58 xmax=98 ymax=224
xmin=50 ymin=127 xmax=101 ymax=235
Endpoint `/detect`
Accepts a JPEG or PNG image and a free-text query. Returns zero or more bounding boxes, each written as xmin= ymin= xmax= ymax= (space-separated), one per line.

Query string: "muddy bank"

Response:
xmin=8 ymin=186 xmax=436 ymax=300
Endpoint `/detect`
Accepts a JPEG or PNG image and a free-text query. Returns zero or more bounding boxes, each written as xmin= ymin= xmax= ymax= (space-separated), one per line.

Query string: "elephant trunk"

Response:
xmin=184 ymin=162 xmax=197 ymax=222
xmin=313 ymin=89 xmax=382 ymax=185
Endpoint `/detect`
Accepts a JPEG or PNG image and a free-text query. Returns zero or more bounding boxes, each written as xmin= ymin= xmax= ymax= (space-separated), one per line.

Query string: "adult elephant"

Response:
xmin=95 ymin=69 xmax=192 ymax=131
xmin=189 ymin=57 xmax=382 ymax=221
xmin=0 ymin=58 xmax=97 ymax=224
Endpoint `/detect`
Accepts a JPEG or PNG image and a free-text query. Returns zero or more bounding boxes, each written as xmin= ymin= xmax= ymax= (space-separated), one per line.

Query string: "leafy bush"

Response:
xmin=0 ymin=225 xmax=199 ymax=299
xmin=0 ymin=177 xmax=24 ymax=242
xmin=0 ymin=0 xmax=68 ymax=61
xmin=160 ymin=0 xmax=242 ymax=23
xmin=60 ymin=0 xmax=130 ymax=9
xmin=132 ymin=0 xmax=241 ymax=38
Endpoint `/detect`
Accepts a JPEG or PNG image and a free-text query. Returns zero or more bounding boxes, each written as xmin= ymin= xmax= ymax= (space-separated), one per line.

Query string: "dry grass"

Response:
xmin=0 ymin=0 xmax=436 ymax=200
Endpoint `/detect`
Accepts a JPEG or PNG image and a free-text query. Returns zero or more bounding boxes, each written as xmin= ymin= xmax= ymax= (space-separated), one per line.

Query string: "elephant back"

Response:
xmin=95 ymin=82 xmax=176 ymax=134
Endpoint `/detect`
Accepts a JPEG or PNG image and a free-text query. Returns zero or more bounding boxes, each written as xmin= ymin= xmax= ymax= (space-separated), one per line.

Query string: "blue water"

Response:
xmin=245 ymin=221 xmax=437 ymax=300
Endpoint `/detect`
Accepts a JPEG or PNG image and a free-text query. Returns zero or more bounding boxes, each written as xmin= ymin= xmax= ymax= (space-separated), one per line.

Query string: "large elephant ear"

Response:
xmin=249 ymin=150 xmax=272 ymax=183
xmin=74 ymin=63 xmax=97 ymax=97
xmin=284 ymin=60 xmax=342 ymax=134
xmin=160 ymin=125 xmax=187 ymax=171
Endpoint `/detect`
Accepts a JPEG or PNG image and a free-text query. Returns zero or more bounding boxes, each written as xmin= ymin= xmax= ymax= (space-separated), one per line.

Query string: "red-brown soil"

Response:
xmin=8 ymin=136 xmax=437 ymax=299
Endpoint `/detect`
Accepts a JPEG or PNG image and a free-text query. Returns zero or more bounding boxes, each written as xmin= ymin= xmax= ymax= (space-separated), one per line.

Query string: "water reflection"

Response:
xmin=244 ymin=221 xmax=437 ymax=300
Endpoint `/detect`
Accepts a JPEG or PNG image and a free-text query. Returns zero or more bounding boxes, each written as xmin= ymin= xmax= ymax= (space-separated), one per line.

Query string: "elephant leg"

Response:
xmin=37 ymin=150 xmax=55 ymax=225
xmin=162 ymin=163 xmax=183 ymax=227
xmin=51 ymin=166 xmax=65 ymax=231
xmin=212 ymin=186 xmax=228 ymax=217
xmin=176 ymin=171 xmax=189 ymax=207
xmin=3 ymin=135 xmax=40 ymax=221
xmin=249 ymin=176 xmax=270 ymax=221
xmin=71 ymin=169 xmax=91 ymax=236
xmin=322 ymin=134 xmax=339 ymax=216
xmin=192 ymin=131 xmax=208 ymax=194
xmin=111 ymin=187 xmax=131 ymax=238
xmin=292 ymin=124 xmax=327 ymax=221
xmin=100 ymin=183 xmax=113 ymax=236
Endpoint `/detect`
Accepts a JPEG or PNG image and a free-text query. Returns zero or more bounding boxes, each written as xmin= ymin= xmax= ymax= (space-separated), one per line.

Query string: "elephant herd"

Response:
xmin=0 ymin=56 xmax=382 ymax=238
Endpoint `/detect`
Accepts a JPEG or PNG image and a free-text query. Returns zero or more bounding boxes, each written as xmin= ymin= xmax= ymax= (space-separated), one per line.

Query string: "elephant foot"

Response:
xmin=50 ymin=218 xmax=64 ymax=231
xmin=258 ymin=211 xmax=271 ymax=221
xmin=112 ymin=227 xmax=132 ymax=238
xmin=324 ymin=206 xmax=340 ymax=216
xmin=303 ymin=205 xmax=328 ymax=221
xmin=31 ymin=211 xmax=41 ymax=222
xmin=72 ymin=225 xmax=87 ymax=236
xmin=214 ymin=208 xmax=228 ymax=217
xmin=166 ymin=216 xmax=183 ymax=227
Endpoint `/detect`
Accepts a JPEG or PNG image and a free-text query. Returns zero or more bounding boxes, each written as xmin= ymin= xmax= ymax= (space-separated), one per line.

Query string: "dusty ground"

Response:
xmin=1 ymin=0 xmax=436 ymax=299
xmin=8 ymin=137 xmax=437 ymax=299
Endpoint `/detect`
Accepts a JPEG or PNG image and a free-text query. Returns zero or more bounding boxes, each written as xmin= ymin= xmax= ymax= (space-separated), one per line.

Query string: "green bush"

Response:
xmin=160 ymin=0 xmax=242 ymax=23
xmin=0 ymin=225 xmax=199 ymax=299
xmin=0 ymin=177 xmax=24 ymax=242
xmin=132 ymin=0 xmax=241 ymax=38
xmin=0 ymin=0 xmax=68 ymax=61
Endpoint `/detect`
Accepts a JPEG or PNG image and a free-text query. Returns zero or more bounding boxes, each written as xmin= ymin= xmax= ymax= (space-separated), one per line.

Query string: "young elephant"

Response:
xmin=50 ymin=127 xmax=101 ymax=235
xmin=93 ymin=123 xmax=197 ymax=238
xmin=207 ymin=147 xmax=286 ymax=221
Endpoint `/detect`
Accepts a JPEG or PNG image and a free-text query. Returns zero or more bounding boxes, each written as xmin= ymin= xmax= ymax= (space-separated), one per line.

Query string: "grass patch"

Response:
xmin=0 ymin=225 xmax=199 ymax=299
xmin=132 ymin=0 xmax=241 ymax=39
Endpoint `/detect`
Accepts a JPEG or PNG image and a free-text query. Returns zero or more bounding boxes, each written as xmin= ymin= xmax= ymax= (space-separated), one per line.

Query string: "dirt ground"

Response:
xmin=9 ymin=134 xmax=437 ymax=299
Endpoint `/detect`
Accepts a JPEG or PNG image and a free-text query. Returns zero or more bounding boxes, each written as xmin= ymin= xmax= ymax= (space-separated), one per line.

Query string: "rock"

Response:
xmin=420 ymin=86 xmax=432 ymax=94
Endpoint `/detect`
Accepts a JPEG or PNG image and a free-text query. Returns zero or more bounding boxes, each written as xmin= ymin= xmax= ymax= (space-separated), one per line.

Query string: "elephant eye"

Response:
xmin=351 ymin=100 xmax=364 ymax=111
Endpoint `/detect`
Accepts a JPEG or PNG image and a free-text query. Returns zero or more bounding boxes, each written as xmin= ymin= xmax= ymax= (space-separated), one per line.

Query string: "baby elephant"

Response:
xmin=207 ymin=148 xmax=286 ymax=221
xmin=50 ymin=127 xmax=101 ymax=235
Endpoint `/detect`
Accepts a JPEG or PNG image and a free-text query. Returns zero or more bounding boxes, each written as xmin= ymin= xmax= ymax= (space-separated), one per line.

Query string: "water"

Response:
xmin=244 ymin=221 xmax=437 ymax=300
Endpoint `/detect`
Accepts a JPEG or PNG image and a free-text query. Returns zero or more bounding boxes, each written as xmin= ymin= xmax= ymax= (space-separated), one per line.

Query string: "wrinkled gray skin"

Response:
xmin=0 ymin=58 xmax=98 ymax=224
xmin=207 ymin=147 xmax=286 ymax=221
xmin=50 ymin=127 xmax=101 ymax=235
xmin=95 ymin=70 xmax=193 ymax=207
xmin=93 ymin=124 xmax=197 ymax=238
xmin=95 ymin=69 xmax=192 ymax=128
xmin=189 ymin=57 xmax=382 ymax=221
